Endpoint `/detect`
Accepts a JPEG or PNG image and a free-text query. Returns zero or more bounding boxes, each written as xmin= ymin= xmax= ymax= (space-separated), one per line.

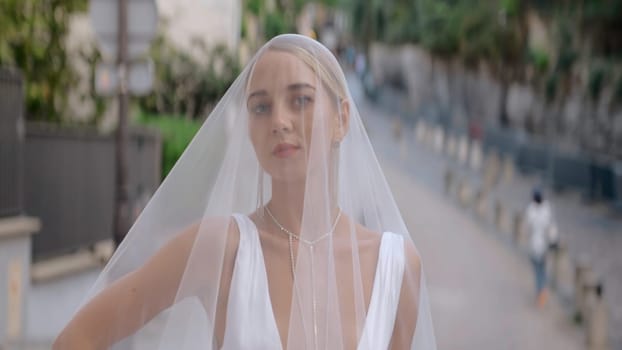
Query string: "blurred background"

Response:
xmin=0 ymin=0 xmax=621 ymax=349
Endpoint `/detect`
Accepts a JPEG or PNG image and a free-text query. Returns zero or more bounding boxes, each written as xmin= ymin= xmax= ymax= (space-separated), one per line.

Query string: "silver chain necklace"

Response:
xmin=264 ymin=206 xmax=341 ymax=350
xmin=265 ymin=206 xmax=341 ymax=245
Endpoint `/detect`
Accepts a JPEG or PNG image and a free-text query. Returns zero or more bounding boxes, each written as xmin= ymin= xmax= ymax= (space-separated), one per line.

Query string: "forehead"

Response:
xmin=247 ymin=50 xmax=317 ymax=93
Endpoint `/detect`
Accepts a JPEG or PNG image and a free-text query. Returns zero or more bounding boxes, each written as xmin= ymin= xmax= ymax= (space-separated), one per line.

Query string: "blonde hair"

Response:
xmin=247 ymin=35 xmax=348 ymax=104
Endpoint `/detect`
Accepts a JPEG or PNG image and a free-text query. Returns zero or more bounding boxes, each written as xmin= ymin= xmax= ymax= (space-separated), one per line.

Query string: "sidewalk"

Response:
xmin=349 ymin=73 xmax=621 ymax=349
xmin=383 ymin=158 xmax=584 ymax=349
xmin=25 ymin=267 xmax=100 ymax=348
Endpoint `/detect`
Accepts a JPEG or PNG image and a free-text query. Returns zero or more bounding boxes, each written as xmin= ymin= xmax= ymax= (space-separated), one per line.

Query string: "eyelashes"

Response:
xmin=251 ymin=103 xmax=269 ymax=115
xmin=293 ymin=95 xmax=312 ymax=108
xmin=249 ymin=95 xmax=315 ymax=116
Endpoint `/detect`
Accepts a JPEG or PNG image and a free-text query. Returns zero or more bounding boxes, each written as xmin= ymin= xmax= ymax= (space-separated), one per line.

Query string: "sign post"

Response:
xmin=90 ymin=0 xmax=158 ymax=246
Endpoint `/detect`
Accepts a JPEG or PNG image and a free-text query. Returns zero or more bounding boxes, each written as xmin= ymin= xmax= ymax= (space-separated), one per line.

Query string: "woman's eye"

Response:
xmin=293 ymin=95 xmax=312 ymax=109
xmin=252 ymin=103 xmax=270 ymax=115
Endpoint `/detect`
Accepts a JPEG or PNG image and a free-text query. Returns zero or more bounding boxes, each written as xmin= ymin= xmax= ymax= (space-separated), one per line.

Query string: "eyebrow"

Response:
xmin=247 ymin=83 xmax=316 ymax=100
xmin=287 ymin=83 xmax=316 ymax=91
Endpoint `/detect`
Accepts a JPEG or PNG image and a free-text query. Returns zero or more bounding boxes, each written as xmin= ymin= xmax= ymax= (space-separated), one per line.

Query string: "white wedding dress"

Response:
xmin=221 ymin=214 xmax=405 ymax=350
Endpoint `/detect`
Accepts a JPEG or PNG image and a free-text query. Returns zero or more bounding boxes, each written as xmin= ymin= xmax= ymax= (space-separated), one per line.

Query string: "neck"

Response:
xmin=268 ymin=179 xmax=305 ymax=233
xmin=265 ymin=149 xmax=341 ymax=236
xmin=267 ymin=178 xmax=339 ymax=236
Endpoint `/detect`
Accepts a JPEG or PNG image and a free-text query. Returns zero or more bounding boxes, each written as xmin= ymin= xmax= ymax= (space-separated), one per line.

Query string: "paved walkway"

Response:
xmin=26 ymin=266 xmax=100 ymax=347
xmin=384 ymin=159 xmax=584 ymax=349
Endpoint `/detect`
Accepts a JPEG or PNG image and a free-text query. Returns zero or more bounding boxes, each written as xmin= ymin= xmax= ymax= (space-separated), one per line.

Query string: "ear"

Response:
xmin=333 ymin=99 xmax=350 ymax=143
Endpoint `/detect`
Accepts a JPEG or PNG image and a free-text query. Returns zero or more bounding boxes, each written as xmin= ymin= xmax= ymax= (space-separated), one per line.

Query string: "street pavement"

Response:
xmin=26 ymin=266 xmax=100 ymax=348
xmin=384 ymin=158 xmax=584 ymax=349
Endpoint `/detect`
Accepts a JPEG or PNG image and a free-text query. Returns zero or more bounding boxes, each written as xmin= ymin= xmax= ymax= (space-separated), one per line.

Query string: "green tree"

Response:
xmin=0 ymin=0 xmax=87 ymax=122
xmin=137 ymin=31 xmax=240 ymax=120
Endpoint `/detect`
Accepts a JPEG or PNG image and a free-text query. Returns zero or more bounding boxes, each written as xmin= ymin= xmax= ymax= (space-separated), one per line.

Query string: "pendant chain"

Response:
xmin=265 ymin=206 xmax=341 ymax=350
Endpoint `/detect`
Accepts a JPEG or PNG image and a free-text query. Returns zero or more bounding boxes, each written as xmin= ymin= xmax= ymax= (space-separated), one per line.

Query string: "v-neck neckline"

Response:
xmin=243 ymin=215 xmax=388 ymax=350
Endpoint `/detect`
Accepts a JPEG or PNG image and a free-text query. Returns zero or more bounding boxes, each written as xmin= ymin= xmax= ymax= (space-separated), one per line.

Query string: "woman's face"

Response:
xmin=247 ymin=49 xmax=342 ymax=182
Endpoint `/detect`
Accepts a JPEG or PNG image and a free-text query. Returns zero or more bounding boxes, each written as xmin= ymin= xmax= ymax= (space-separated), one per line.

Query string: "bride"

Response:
xmin=53 ymin=34 xmax=436 ymax=350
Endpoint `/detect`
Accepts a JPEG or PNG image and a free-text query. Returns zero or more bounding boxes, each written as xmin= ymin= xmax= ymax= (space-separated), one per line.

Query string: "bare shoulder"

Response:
xmin=173 ymin=216 xmax=239 ymax=245
xmin=355 ymin=222 xmax=422 ymax=273
xmin=351 ymin=221 xmax=382 ymax=242
xmin=402 ymin=237 xmax=422 ymax=272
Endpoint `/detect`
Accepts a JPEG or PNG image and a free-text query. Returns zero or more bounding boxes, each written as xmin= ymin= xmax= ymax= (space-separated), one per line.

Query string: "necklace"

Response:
xmin=265 ymin=206 xmax=341 ymax=245
xmin=264 ymin=206 xmax=341 ymax=350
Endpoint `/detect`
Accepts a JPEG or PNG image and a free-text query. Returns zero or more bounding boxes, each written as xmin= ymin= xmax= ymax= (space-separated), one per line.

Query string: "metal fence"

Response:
xmin=0 ymin=67 xmax=24 ymax=218
xmin=25 ymin=124 xmax=161 ymax=261
xmin=483 ymin=126 xmax=622 ymax=203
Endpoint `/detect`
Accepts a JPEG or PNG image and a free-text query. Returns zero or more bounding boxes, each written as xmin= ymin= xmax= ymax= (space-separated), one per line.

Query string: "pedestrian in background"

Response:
xmin=525 ymin=188 xmax=559 ymax=308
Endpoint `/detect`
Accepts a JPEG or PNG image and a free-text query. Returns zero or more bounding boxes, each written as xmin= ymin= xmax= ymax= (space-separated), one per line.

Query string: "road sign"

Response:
xmin=127 ymin=59 xmax=154 ymax=96
xmin=95 ymin=62 xmax=118 ymax=96
xmin=90 ymin=0 xmax=158 ymax=60
xmin=95 ymin=59 xmax=154 ymax=96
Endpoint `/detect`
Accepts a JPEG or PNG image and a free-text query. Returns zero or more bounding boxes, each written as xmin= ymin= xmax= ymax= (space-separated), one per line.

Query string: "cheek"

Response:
xmin=303 ymin=117 xmax=313 ymax=144
xmin=249 ymin=122 xmax=264 ymax=152
xmin=302 ymin=110 xmax=337 ymax=147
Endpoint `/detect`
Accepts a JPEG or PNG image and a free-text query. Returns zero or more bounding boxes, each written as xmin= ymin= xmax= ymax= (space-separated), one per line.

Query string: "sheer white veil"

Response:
xmin=77 ymin=34 xmax=436 ymax=350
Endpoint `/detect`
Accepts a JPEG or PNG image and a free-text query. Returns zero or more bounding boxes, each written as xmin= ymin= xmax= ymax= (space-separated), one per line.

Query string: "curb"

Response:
xmin=31 ymin=240 xmax=113 ymax=284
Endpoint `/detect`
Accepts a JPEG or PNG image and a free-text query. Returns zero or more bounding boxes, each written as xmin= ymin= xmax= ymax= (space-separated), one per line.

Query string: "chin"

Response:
xmin=265 ymin=165 xmax=307 ymax=184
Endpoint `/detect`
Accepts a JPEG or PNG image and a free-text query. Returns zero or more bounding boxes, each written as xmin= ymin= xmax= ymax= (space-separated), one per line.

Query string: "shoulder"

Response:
xmin=402 ymin=236 xmax=422 ymax=274
xmin=356 ymin=224 xmax=421 ymax=272
xmin=168 ymin=216 xmax=240 ymax=256
xmin=349 ymin=222 xmax=383 ymax=252
xmin=382 ymin=231 xmax=421 ymax=272
xmin=357 ymin=223 xmax=382 ymax=242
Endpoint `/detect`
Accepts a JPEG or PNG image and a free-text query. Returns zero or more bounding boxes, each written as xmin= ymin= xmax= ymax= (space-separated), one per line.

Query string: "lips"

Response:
xmin=272 ymin=143 xmax=300 ymax=158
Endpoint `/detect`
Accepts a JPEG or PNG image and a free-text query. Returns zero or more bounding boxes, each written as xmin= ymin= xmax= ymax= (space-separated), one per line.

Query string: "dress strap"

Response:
xmin=358 ymin=232 xmax=405 ymax=350
xmin=221 ymin=214 xmax=282 ymax=349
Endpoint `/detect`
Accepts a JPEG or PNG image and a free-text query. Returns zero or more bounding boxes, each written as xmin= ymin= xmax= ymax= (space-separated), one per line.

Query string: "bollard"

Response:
xmin=392 ymin=118 xmax=402 ymax=140
xmin=483 ymin=151 xmax=501 ymax=191
xmin=458 ymin=136 xmax=469 ymax=166
xmin=469 ymin=140 xmax=483 ymax=171
xmin=549 ymin=240 xmax=565 ymax=290
xmin=474 ymin=188 xmax=488 ymax=219
xmin=494 ymin=199 xmax=504 ymax=232
xmin=501 ymin=155 xmax=515 ymax=183
xmin=425 ymin=125 xmax=436 ymax=148
xmin=549 ymin=240 xmax=575 ymax=298
xmin=447 ymin=135 xmax=457 ymax=159
xmin=415 ymin=121 xmax=426 ymax=144
xmin=496 ymin=203 xmax=511 ymax=234
xmin=512 ymin=211 xmax=523 ymax=246
xmin=457 ymin=180 xmax=473 ymax=207
xmin=574 ymin=258 xmax=590 ymax=323
xmin=94 ymin=240 xmax=115 ymax=264
xmin=429 ymin=126 xmax=441 ymax=149
xmin=585 ymin=277 xmax=609 ymax=350
xmin=433 ymin=127 xmax=444 ymax=154
xmin=456 ymin=179 xmax=465 ymax=205
xmin=444 ymin=168 xmax=454 ymax=195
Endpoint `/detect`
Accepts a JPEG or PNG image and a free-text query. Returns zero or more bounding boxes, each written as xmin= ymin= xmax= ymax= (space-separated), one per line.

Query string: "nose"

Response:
xmin=271 ymin=104 xmax=292 ymax=134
